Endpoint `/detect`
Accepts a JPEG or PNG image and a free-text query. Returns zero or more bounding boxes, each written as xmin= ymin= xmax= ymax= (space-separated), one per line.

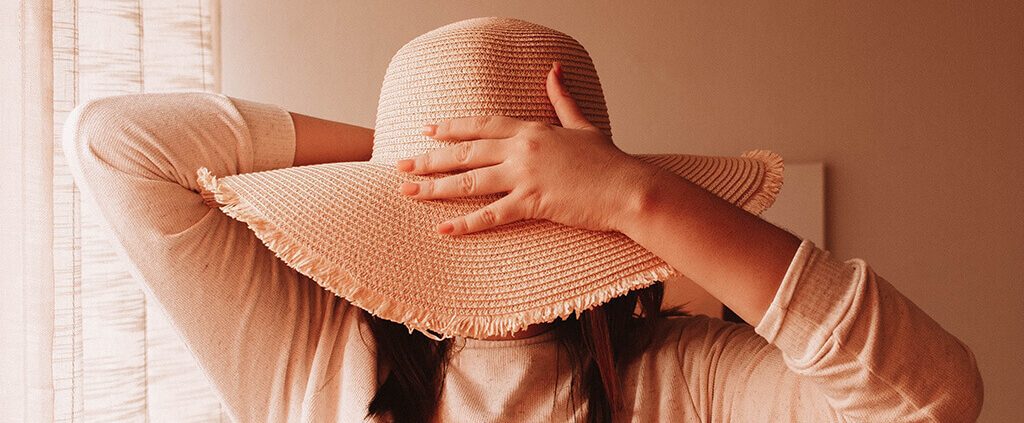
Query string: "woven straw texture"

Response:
xmin=197 ymin=17 xmax=784 ymax=339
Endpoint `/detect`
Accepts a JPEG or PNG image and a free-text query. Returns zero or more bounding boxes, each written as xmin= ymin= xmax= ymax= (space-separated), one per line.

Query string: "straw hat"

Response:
xmin=197 ymin=17 xmax=784 ymax=340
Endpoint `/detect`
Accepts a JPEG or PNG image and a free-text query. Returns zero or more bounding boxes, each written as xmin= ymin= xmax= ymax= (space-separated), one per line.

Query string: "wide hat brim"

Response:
xmin=196 ymin=150 xmax=782 ymax=339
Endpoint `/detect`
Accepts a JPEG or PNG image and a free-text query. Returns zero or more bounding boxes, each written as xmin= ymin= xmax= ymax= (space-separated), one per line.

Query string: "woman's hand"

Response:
xmin=395 ymin=62 xmax=661 ymax=236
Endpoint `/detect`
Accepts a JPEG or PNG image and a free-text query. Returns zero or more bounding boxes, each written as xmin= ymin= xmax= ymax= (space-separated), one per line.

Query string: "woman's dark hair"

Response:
xmin=363 ymin=281 xmax=686 ymax=422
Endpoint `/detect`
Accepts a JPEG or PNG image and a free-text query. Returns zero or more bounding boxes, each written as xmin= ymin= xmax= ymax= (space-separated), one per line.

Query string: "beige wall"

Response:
xmin=221 ymin=2 xmax=1023 ymax=421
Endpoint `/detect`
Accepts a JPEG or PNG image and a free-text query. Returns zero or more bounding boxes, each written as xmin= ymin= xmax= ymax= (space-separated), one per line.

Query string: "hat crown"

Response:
xmin=370 ymin=17 xmax=612 ymax=164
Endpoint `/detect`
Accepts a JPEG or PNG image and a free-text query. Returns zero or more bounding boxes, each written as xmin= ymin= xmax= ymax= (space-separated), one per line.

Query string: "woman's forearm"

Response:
xmin=620 ymin=166 xmax=803 ymax=326
xmin=290 ymin=112 xmax=374 ymax=166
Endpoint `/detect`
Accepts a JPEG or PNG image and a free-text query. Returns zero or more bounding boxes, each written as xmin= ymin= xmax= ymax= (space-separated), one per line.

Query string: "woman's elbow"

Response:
xmin=62 ymin=94 xmax=158 ymax=178
xmin=62 ymin=95 xmax=123 ymax=171
xmin=62 ymin=93 xmax=193 ymax=183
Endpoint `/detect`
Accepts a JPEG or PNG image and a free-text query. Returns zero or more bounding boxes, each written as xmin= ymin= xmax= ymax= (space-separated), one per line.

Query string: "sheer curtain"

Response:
xmin=1 ymin=1 xmax=227 ymax=421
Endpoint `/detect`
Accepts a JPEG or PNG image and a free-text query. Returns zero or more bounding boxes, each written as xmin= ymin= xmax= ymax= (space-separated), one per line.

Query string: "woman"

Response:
xmin=63 ymin=18 xmax=982 ymax=423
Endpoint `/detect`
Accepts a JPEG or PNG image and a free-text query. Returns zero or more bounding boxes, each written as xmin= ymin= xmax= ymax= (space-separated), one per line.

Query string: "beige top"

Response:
xmin=62 ymin=91 xmax=983 ymax=422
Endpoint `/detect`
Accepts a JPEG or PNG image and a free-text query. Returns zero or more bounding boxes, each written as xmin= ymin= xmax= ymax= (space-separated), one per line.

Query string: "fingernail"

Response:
xmin=422 ymin=124 xmax=437 ymax=137
xmin=400 ymin=182 xmax=419 ymax=195
xmin=396 ymin=159 xmax=414 ymax=172
xmin=437 ymin=221 xmax=454 ymax=234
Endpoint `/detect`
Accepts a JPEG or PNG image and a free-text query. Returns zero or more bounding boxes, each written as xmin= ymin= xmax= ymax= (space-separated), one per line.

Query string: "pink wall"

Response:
xmin=221 ymin=2 xmax=1024 ymax=420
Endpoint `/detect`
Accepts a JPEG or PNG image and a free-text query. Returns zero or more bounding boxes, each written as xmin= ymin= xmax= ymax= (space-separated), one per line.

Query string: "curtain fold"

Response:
xmin=2 ymin=1 xmax=224 ymax=421
xmin=1 ymin=1 xmax=56 ymax=422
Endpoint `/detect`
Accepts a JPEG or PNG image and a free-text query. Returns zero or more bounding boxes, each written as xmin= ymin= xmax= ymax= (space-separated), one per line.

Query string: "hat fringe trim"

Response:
xmin=740 ymin=149 xmax=785 ymax=216
xmin=196 ymin=167 xmax=682 ymax=340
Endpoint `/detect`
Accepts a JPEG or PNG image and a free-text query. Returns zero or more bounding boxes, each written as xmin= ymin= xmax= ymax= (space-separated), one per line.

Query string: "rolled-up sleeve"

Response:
xmin=679 ymin=239 xmax=983 ymax=422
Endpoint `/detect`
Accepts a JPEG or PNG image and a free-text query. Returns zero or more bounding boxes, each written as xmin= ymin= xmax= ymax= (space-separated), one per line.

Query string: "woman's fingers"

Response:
xmin=397 ymin=138 xmax=507 ymax=175
xmin=546 ymin=62 xmax=593 ymax=131
xmin=400 ymin=164 xmax=512 ymax=200
xmin=397 ymin=62 xmax=610 ymax=236
xmin=427 ymin=115 xmax=525 ymax=141
xmin=437 ymin=192 xmax=524 ymax=235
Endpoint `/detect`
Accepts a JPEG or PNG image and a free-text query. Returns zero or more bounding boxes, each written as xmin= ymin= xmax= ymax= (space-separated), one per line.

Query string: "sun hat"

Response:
xmin=196 ymin=17 xmax=784 ymax=340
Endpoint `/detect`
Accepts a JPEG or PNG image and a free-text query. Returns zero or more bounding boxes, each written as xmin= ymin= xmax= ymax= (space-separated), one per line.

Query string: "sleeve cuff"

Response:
xmin=754 ymin=238 xmax=816 ymax=341
xmin=228 ymin=96 xmax=296 ymax=172
xmin=754 ymin=238 xmax=862 ymax=363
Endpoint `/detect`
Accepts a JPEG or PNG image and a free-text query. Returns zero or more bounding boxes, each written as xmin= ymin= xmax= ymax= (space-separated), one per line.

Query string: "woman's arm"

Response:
xmin=667 ymin=239 xmax=984 ymax=421
xmin=291 ymin=111 xmax=373 ymax=166
xmin=621 ymin=162 xmax=802 ymax=325
xmin=394 ymin=62 xmax=983 ymax=420
xmin=62 ymin=93 xmax=370 ymax=421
